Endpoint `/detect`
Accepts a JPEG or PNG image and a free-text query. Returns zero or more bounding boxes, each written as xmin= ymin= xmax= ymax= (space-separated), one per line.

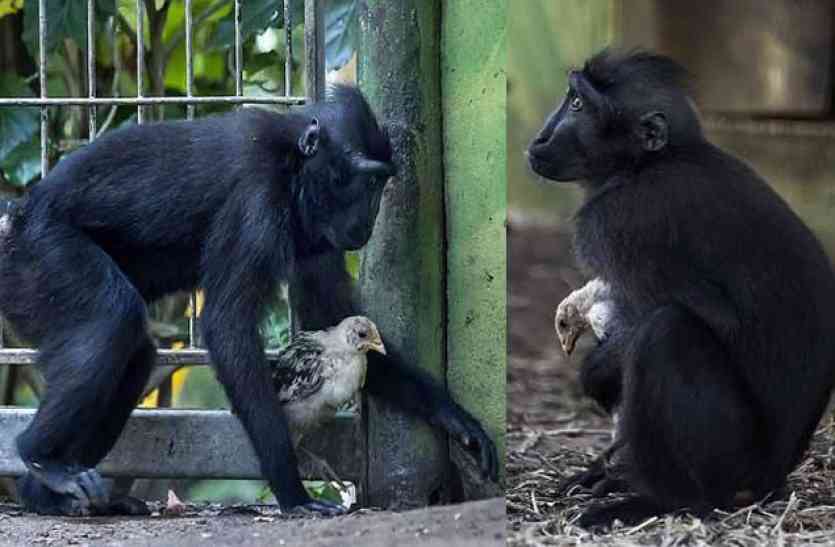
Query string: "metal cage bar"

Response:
xmin=136 ymin=0 xmax=145 ymax=123
xmin=284 ymin=0 xmax=293 ymax=96
xmin=0 ymin=96 xmax=305 ymax=107
xmin=185 ymin=0 xmax=198 ymax=347
xmin=185 ymin=0 xmax=195 ymax=120
xmin=38 ymin=0 xmax=48 ymax=176
xmin=87 ymin=0 xmax=97 ymax=140
xmin=304 ymin=0 xmax=325 ymax=102
xmin=0 ymin=348 xmax=283 ymax=367
xmin=234 ymin=0 xmax=243 ymax=96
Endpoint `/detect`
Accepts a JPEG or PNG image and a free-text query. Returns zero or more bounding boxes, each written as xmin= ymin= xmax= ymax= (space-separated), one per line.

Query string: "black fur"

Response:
xmin=0 ymin=85 xmax=496 ymax=516
xmin=529 ymin=50 xmax=835 ymax=527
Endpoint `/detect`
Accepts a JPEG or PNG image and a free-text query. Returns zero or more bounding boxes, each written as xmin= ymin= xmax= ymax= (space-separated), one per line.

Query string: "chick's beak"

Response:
xmin=369 ymin=334 xmax=386 ymax=355
xmin=562 ymin=342 xmax=574 ymax=355
xmin=560 ymin=335 xmax=576 ymax=356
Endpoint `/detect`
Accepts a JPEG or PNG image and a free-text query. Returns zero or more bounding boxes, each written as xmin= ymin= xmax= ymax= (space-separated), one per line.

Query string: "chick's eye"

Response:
xmin=569 ymin=96 xmax=583 ymax=111
xmin=358 ymin=330 xmax=367 ymax=339
xmin=558 ymin=320 xmax=568 ymax=329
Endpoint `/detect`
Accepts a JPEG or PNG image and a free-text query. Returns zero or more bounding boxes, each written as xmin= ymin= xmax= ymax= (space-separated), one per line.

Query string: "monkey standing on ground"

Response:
xmin=0 ymin=86 xmax=497 ymax=517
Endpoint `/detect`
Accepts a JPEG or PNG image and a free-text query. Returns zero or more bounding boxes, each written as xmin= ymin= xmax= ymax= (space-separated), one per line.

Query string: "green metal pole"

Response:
xmin=442 ymin=0 xmax=507 ymax=494
xmin=357 ymin=1 xmax=449 ymax=508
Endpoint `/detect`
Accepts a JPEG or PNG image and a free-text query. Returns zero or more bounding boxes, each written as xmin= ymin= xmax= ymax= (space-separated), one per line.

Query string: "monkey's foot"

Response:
xmin=102 ymin=495 xmax=150 ymax=516
xmin=590 ymin=476 xmax=631 ymax=497
xmin=436 ymin=404 xmax=499 ymax=481
xmin=557 ymin=458 xmax=606 ymax=496
xmin=577 ymin=497 xmax=664 ymax=530
xmin=16 ymin=472 xmax=100 ymax=516
xmin=22 ymin=460 xmax=108 ymax=514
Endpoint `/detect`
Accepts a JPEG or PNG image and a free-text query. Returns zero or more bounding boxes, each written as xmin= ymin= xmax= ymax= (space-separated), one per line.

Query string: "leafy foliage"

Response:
xmin=324 ymin=0 xmax=356 ymax=72
xmin=205 ymin=0 xmax=357 ymax=72
xmin=0 ymin=0 xmax=23 ymax=18
xmin=207 ymin=0 xmax=302 ymax=51
xmin=22 ymin=0 xmax=116 ymax=55
xmin=0 ymin=75 xmax=36 ymax=158
xmin=0 ymin=74 xmax=39 ymax=187
xmin=0 ymin=136 xmax=40 ymax=187
xmin=1 ymin=0 xmax=358 ymax=189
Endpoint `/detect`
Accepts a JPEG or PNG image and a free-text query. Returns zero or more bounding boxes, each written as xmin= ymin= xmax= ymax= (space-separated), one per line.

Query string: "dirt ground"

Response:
xmin=0 ymin=497 xmax=504 ymax=546
xmin=507 ymin=218 xmax=835 ymax=546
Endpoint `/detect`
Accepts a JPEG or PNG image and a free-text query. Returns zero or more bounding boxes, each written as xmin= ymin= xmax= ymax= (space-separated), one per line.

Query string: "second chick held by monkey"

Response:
xmin=555 ymin=278 xmax=615 ymax=355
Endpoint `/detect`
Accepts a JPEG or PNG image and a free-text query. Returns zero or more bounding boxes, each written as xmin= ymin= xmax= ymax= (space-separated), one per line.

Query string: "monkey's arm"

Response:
xmin=289 ymin=251 xmax=355 ymax=332
xmin=674 ymin=278 xmax=740 ymax=341
xmin=363 ymin=350 xmax=498 ymax=480
xmin=201 ymin=193 xmax=341 ymax=515
xmin=290 ymin=251 xmax=499 ymax=481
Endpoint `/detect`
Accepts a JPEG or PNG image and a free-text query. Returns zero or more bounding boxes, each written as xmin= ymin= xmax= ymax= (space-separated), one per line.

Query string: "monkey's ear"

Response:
xmin=638 ymin=111 xmax=668 ymax=152
xmin=298 ymin=117 xmax=320 ymax=157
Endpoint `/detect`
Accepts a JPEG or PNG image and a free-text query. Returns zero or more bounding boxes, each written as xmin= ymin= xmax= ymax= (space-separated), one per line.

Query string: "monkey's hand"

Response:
xmin=292 ymin=498 xmax=347 ymax=516
xmin=434 ymin=402 xmax=498 ymax=481
xmin=579 ymin=339 xmax=623 ymax=414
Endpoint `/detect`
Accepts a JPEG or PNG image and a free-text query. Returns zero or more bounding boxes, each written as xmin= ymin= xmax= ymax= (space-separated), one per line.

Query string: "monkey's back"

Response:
xmin=10 ymin=110 xmax=303 ymax=300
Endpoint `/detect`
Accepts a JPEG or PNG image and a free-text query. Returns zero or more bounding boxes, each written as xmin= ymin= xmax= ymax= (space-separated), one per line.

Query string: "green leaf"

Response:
xmin=206 ymin=0 xmax=301 ymax=51
xmin=261 ymin=295 xmax=290 ymax=350
xmin=305 ymin=481 xmax=347 ymax=504
xmin=1 ymin=137 xmax=41 ymax=187
xmin=246 ymin=51 xmax=285 ymax=75
xmin=23 ymin=0 xmax=117 ymax=55
xmin=346 ymin=251 xmax=360 ymax=280
xmin=324 ymin=0 xmax=356 ymax=71
xmin=0 ymin=74 xmax=38 ymax=160
xmin=0 ymin=0 xmax=24 ymax=18
xmin=208 ymin=0 xmax=355 ymax=71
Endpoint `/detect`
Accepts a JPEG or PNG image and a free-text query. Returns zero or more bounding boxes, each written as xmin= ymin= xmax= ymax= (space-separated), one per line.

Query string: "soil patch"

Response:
xmin=0 ymin=497 xmax=505 ymax=546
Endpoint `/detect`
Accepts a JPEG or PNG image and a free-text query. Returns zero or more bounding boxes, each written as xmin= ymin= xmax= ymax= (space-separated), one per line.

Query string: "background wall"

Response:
xmin=508 ymin=0 xmax=835 ymax=258
xmin=507 ymin=0 xmax=612 ymax=222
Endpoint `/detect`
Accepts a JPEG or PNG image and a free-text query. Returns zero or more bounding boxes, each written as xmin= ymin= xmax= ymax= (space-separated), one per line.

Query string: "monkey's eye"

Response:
xmin=569 ymin=96 xmax=583 ymax=111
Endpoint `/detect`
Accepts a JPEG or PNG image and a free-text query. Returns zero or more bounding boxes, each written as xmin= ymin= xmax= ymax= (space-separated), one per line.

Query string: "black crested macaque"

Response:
xmin=528 ymin=50 xmax=835 ymax=527
xmin=0 ymin=85 xmax=497 ymax=517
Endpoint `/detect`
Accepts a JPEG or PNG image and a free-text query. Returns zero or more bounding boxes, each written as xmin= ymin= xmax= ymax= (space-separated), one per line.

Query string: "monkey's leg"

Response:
xmin=589 ymin=438 xmax=632 ymax=497
xmin=578 ymin=305 xmax=757 ymax=529
xmin=557 ymin=455 xmax=607 ymax=496
xmin=71 ymin=340 xmax=156 ymax=516
xmin=14 ymin=232 xmax=150 ymax=516
xmin=559 ymin=334 xmax=627 ymax=494
xmin=557 ymin=438 xmax=631 ymax=497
